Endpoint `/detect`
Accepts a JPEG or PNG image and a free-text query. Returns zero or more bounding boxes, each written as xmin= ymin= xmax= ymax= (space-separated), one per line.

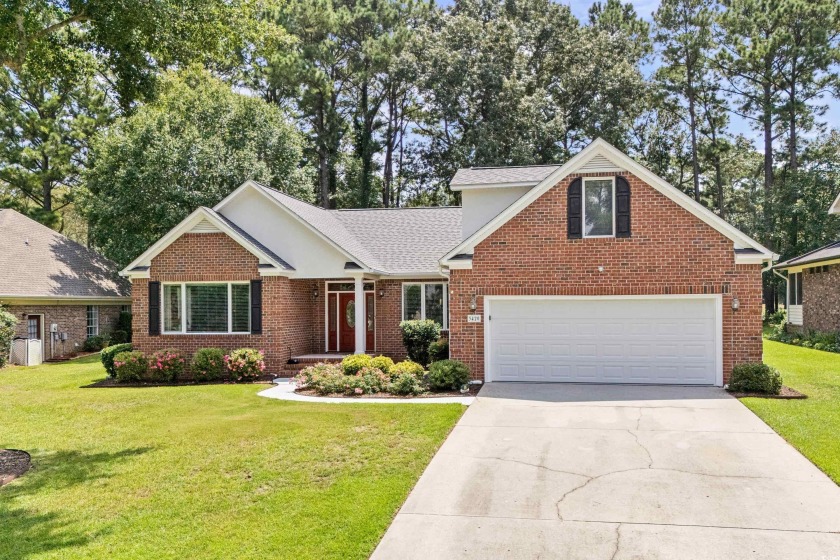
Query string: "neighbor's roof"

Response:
xmin=774 ymin=240 xmax=840 ymax=270
xmin=0 ymin=209 xmax=130 ymax=299
xmin=450 ymin=164 xmax=561 ymax=189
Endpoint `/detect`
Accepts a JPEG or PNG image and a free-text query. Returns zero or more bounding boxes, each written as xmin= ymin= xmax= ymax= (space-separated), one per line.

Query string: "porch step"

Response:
xmin=280 ymin=354 xmax=346 ymax=377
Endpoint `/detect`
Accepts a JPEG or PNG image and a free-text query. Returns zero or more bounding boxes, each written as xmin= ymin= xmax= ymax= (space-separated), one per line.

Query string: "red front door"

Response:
xmin=338 ymin=293 xmax=356 ymax=352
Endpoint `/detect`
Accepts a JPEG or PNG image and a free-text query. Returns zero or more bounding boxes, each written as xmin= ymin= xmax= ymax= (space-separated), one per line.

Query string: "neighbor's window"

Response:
xmin=583 ymin=178 xmax=615 ymax=237
xmin=789 ymin=272 xmax=803 ymax=306
xmin=162 ymin=283 xmax=250 ymax=334
xmin=86 ymin=306 xmax=99 ymax=337
xmin=402 ymin=283 xmax=448 ymax=328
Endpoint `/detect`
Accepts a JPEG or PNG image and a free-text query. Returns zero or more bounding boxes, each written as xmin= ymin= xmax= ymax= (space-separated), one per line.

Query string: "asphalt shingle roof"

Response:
xmin=251 ymin=184 xmax=462 ymax=275
xmin=0 ymin=209 xmax=130 ymax=299
xmin=450 ymin=165 xmax=560 ymax=187
xmin=775 ymin=240 xmax=840 ymax=269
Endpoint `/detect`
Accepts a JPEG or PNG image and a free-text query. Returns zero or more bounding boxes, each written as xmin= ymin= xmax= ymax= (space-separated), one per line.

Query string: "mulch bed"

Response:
xmin=294 ymin=385 xmax=481 ymax=399
xmin=0 ymin=450 xmax=31 ymax=486
xmin=728 ymin=385 xmax=807 ymax=399
xmin=82 ymin=376 xmax=275 ymax=388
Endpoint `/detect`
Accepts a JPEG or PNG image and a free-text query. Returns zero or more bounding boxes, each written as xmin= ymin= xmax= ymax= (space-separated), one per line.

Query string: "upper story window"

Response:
xmin=583 ymin=178 xmax=615 ymax=237
xmin=163 ymin=282 xmax=250 ymax=334
xmin=87 ymin=306 xmax=99 ymax=337
xmin=403 ymin=282 xmax=448 ymax=329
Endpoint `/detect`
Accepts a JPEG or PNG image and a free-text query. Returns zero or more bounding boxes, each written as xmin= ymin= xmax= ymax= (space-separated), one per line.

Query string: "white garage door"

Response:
xmin=487 ymin=297 xmax=720 ymax=385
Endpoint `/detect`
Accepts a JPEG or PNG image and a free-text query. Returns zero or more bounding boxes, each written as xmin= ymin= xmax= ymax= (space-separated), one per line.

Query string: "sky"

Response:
xmin=437 ymin=0 xmax=840 ymax=146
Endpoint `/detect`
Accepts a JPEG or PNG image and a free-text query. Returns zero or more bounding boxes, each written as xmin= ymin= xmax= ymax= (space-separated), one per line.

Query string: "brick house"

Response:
xmin=0 ymin=209 xmax=131 ymax=362
xmin=122 ymin=139 xmax=775 ymax=384
xmin=773 ymin=193 xmax=840 ymax=332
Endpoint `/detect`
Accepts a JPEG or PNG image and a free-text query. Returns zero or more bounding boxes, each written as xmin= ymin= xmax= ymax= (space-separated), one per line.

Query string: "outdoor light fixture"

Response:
xmin=469 ymin=295 xmax=477 ymax=311
xmin=313 ymin=286 xmax=319 ymax=299
xmin=378 ymin=288 xmax=385 ymax=298
xmin=731 ymin=298 xmax=740 ymax=311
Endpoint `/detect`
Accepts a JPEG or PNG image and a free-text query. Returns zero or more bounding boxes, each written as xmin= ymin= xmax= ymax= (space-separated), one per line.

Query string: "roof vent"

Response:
xmin=189 ymin=218 xmax=220 ymax=234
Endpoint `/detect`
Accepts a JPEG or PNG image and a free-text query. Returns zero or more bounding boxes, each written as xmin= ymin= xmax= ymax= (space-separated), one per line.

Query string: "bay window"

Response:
xmin=162 ymin=282 xmax=250 ymax=334
xmin=402 ymin=282 xmax=448 ymax=329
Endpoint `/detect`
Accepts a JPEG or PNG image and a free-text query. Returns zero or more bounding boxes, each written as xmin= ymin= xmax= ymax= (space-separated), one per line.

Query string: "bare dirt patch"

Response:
xmin=0 ymin=449 xmax=31 ymax=486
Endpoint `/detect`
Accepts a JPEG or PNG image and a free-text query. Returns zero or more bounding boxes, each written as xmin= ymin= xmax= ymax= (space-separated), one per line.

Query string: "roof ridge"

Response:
xmin=334 ymin=206 xmax=461 ymax=212
xmin=469 ymin=163 xmax=561 ymax=170
xmin=779 ymin=238 xmax=840 ymax=265
xmin=251 ymin=181 xmax=330 ymax=213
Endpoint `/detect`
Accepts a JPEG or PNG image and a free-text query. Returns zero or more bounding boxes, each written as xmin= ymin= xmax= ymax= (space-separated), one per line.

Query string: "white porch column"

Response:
xmin=353 ymin=275 xmax=366 ymax=354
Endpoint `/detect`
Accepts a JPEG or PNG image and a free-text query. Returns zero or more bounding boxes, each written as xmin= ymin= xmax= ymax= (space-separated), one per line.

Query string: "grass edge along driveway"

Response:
xmin=0 ymin=355 xmax=465 ymax=560
xmin=742 ymin=339 xmax=840 ymax=485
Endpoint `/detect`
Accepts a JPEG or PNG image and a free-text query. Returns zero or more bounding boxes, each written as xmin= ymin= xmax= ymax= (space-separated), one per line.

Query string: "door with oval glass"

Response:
xmin=336 ymin=292 xmax=375 ymax=352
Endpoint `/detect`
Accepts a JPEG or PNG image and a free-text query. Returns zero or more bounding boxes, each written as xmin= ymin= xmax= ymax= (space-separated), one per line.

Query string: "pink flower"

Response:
xmin=354 ymin=388 xmax=363 ymax=395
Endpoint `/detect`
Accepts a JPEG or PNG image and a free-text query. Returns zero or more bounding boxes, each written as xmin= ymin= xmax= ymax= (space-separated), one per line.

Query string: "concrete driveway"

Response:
xmin=373 ymin=384 xmax=840 ymax=559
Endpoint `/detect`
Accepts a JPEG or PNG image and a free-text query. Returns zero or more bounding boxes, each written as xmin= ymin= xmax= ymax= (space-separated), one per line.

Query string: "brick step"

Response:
xmin=280 ymin=355 xmax=345 ymax=377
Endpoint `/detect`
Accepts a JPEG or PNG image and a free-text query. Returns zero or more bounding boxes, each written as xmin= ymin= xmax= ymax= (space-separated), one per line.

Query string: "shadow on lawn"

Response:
xmin=0 ymin=447 xmax=153 ymax=560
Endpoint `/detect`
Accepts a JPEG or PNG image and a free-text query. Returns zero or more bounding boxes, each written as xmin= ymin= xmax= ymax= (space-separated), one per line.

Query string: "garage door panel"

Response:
xmin=489 ymin=298 xmax=718 ymax=385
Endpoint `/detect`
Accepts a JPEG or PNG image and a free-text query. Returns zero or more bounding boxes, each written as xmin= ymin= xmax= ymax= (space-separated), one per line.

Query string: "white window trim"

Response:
xmin=161 ymin=281 xmax=251 ymax=335
xmin=401 ymin=282 xmax=449 ymax=330
xmin=323 ymin=280 xmax=376 ymax=352
xmin=87 ymin=306 xmax=99 ymax=337
xmin=582 ymin=176 xmax=616 ymax=238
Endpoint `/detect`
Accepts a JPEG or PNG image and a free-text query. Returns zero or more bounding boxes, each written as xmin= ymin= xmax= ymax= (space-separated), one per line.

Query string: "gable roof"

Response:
xmin=774 ymin=240 xmax=840 ymax=270
xmin=0 ymin=209 xmax=130 ymax=300
xmin=451 ymin=165 xmax=561 ymax=189
xmin=830 ymin=191 xmax=840 ymax=214
xmin=441 ymin=138 xmax=777 ymax=266
xmin=120 ymin=206 xmax=295 ymax=277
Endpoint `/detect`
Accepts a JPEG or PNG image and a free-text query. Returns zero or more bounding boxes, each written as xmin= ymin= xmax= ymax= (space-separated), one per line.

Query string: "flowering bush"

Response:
xmin=224 ymin=348 xmax=266 ymax=381
xmin=352 ymin=367 xmax=390 ymax=394
xmin=295 ymin=363 xmax=347 ymax=395
xmin=341 ymin=353 xmax=372 ymax=375
xmin=114 ymin=351 xmax=148 ymax=383
xmin=149 ymin=348 xmax=186 ymax=382
xmin=370 ymin=355 xmax=395 ymax=375
xmin=191 ymin=348 xmax=226 ymax=381
xmin=390 ymin=360 xmax=424 ymax=380
xmin=389 ymin=372 xmax=425 ymax=395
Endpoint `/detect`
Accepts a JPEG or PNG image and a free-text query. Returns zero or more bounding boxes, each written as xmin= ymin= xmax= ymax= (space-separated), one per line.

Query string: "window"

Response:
xmin=583 ymin=178 xmax=615 ymax=237
xmin=162 ymin=283 xmax=250 ymax=334
xmin=789 ymin=272 xmax=803 ymax=306
xmin=402 ymin=283 xmax=448 ymax=328
xmin=86 ymin=306 xmax=99 ymax=337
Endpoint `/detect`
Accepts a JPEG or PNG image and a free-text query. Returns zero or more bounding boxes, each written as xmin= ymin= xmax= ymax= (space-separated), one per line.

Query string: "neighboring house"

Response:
xmin=0 ymin=209 xmax=131 ymax=360
xmin=121 ymin=139 xmax=775 ymax=385
xmin=773 ymin=193 xmax=840 ymax=331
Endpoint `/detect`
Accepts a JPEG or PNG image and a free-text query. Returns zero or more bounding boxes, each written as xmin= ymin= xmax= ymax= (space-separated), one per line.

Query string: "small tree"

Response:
xmin=0 ymin=305 xmax=17 ymax=368
xmin=399 ymin=320 xmax=441 ymax=366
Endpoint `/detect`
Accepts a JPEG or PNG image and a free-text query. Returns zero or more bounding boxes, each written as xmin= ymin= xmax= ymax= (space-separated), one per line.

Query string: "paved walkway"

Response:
xmin=258 ymin=380 xmax=475 ymax=405
xmin=373 ymin=383 xmax=840 ymax=559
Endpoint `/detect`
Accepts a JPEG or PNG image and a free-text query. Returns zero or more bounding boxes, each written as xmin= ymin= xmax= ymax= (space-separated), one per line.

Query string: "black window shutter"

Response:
xmin=615 ymin=176 xmax=631 ymax=238
xmin=567 ymin=177 xmax=582 ymax=239
xmin=148 ymin=281 xmax=160 ymax=336
xmin=250 ymin=280 xmax=263 ymax=334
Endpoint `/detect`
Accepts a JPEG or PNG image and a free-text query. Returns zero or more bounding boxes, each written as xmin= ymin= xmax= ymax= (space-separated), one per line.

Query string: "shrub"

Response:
xmin=400 ymin=319 xmax=441 ymax=366
xmin=427 ymin=359 xmax=470 ymax=391
xmin=101 ymin=343 xmax=133 ymax=377
xmin=110 ymin=330 xmax=129 ymax=344
xmin=370 ymin=355 xmax=394 ymax=375
xmin=353 ymin=367 xmax=390 ymax=394
xmin=389 ymin=372 xmax=424 ymax=395
xmin=763 ymin=308 xmax=786 ymax=325
xmin=114 ymin=351 xmax=148 ymax=383
xmin=116 ymin=311 xmax=133 ymax=342
xmin=429 ymin=338 xmax=449 ymax=362
xmin=0 ymin=305 xmax=17 ymax=368
xmin=728 ymin=363 xmax=782 ymax=395
xmin=191 ymin=348 xmax=226 ymax=381
xmin=295 ymin=362 xmax=347 ymax=395
xmin=149 ymin=348 xmax=186 ymax=382
xmin=83 ymin=335 xmax=110 ymax=352
xmin=390 ymin=360 xmax=424 ymax=379
xmin=341 ymin=353 xmax=372 ymax=375
xmin=225 ymin=348 xmax=265 ymax=381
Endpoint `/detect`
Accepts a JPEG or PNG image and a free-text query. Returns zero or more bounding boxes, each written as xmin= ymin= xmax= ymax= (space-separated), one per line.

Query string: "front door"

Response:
xmin=338 ymin=293 xmax=356 ymax=352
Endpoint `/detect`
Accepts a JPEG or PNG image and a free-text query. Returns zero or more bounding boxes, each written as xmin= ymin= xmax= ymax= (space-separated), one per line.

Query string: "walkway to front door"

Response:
xmin=373 ymin=383 xmax=840 ymax=559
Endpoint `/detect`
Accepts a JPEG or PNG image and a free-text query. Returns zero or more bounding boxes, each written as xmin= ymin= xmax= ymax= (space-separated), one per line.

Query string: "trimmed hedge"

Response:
xmin=390 ymin=360 xmax=424 ymax=379
xmin=429 ymin=338 xmax=449 ymax=362
xmin=83 ymin=335 xmax=110 ymax=352
xmin=427 ymin=359 xmax=470 ymax=391
xmin=729 ymin=363 xmax=782 ymax=395
xmin=0 ymin=305 xmax=17 ymax=368
xmin=191 ymin=348 xmax=226 ymax=381
xmin=400 ymin=320 xmax=441 ymax=366
xmin=101 ymin=343 xmax=133 ymax=377
xmin=341 ymin=354 xmax=372 ymax=375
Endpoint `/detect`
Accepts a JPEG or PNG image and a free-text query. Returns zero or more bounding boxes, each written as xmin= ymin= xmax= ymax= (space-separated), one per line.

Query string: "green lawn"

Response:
xmin=743 ymin=340 xmax=840 ymax=484
xmin=0 ymin=356 xmax=465 ymax=560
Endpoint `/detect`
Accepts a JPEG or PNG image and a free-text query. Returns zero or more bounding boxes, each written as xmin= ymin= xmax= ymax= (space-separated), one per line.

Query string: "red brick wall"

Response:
xmin=131 ymin=233 xmax=316 ymax=374
xmin=7 ymin=303 xmax=124 ymax=358
xmin=449 ymin=172 xmax=763 ymax=383
xmin=802 ymin=265 xmax=840 ymax=332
